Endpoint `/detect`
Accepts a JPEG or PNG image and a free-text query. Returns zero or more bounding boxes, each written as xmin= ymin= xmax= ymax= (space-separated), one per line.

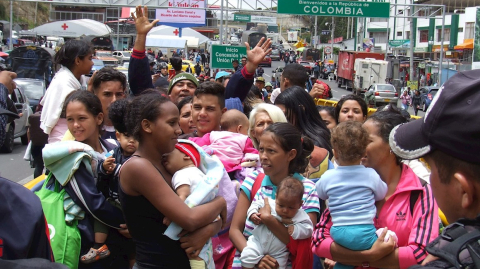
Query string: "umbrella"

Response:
xmin=0 ymin=51 xmax=9 ymax=57
xmin=296 ymin=47 xmax=305 ymax=52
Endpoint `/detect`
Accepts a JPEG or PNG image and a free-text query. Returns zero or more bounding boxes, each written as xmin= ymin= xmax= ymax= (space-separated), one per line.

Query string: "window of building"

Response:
xmin=465 ymin=22 xmax=474 ymax=39
xmin=368 ymin=31 xmax=388 ymax=43
xmin=437 ymin=28 xmax=450 ymax=42
xmin=419 ymin=30 xmax=429 ymax=42
xmin=370 ymin=18 xmax=388 ymax=22
xmin=458 ymin=27 xmax=463 ymax=32
xmin=397 ymin=31 xmax=402 ymax=37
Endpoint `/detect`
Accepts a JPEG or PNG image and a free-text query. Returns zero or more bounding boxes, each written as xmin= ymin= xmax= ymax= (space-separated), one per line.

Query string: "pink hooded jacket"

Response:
xmin=312 ymin=164 xmax=439 ymax=269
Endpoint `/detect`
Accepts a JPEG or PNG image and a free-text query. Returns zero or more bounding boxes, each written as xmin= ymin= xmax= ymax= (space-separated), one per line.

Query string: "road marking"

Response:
xmin=263 ymin=74 xmax=271 ymax=77
xmin=18 ymin=174 xmax=34 ymax=185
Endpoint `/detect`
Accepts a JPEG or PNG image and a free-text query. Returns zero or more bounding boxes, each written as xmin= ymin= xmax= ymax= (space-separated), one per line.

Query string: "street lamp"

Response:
xmin=428 ymin=37 xmax=434 ymax=59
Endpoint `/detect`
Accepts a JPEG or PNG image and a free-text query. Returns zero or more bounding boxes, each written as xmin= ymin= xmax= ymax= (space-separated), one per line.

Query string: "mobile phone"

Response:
xmin=168 ymin=69 xmax=176 ymax=80
xmin=105 ymin=151 xmax=113 ymax=158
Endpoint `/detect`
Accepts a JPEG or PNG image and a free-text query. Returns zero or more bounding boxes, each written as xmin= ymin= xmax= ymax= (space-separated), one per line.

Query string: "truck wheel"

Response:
xmin=337 ymin=81 xmax=342 ymax=88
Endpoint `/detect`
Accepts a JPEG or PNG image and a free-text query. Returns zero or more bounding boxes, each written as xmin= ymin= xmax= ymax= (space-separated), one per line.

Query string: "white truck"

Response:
xmin=353 ymin=58 xmax=389 ymax=96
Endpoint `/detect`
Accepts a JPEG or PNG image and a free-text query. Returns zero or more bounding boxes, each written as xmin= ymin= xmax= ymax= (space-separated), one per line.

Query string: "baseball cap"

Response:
xmin=389 ymin=69 xmax=480 ymax=164
xmin=265 ymin=82 xmax=272 ymax=88
xmin=175 ymin=142 xmax=200 ymax=167
xmin=168 ymin=73 xmax=199 ymax=94
xmin=256 ymin=77 xmax=265 ymax=83
xmin=215 ymin=71 xmax=230 ymax=80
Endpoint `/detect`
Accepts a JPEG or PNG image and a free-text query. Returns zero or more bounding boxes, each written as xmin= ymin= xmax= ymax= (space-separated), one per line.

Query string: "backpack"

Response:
xmin=410 ymin=216 xmax=480 ymax=269
xmin=250 ymin=173 xmax=265 ymax=201
xmin=409 ymin=178 xmax=428 ymax=216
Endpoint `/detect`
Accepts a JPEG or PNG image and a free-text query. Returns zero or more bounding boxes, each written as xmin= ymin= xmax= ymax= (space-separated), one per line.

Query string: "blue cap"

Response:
xmin=215 ymin=71 xmax=230 ymax=80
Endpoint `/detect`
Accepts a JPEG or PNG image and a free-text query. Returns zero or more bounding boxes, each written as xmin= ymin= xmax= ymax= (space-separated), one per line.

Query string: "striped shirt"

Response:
xmin=232 ymin=171 xmax=320 ymax=269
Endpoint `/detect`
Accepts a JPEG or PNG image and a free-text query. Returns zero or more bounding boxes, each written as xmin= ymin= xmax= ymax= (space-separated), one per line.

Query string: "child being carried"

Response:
xmin=316 ymin=121 xmax=397 ymax=269
xmin=240 ymin=177 xmax=313 ymax=269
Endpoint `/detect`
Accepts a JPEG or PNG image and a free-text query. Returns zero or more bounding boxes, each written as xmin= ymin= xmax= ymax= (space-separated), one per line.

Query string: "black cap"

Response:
xmin=389 ymin=69 xmax=480 ymax=164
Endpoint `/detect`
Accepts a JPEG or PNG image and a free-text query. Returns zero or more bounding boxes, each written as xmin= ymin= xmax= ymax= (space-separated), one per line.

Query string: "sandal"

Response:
xmin=80 ymin=244 xmax=110 ymax=264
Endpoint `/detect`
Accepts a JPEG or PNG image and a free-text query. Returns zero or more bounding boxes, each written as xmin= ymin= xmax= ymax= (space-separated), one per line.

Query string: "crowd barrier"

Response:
xmin=314 ymin=98 xmax=422 ymax=120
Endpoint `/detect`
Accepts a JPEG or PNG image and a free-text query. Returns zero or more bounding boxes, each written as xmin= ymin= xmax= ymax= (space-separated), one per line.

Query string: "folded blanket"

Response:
xmin=43 ymin=141 xmax=96 ymax=224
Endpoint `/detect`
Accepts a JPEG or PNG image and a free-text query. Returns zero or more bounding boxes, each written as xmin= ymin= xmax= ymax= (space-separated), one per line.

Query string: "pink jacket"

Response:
xmin=190 ymin=131 xmax=258 ymax=172
xmin=312 ymin=164 xmax=439 ymax=269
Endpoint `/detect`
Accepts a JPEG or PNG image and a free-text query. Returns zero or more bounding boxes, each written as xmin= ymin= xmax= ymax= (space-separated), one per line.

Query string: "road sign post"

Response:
xmin=324 ymin=46 xmax=332 ymax=54
xmin=277 ymin=0 xmax=390 ymax=18
xmin=211 ymin=45 xmax=247 ymax=69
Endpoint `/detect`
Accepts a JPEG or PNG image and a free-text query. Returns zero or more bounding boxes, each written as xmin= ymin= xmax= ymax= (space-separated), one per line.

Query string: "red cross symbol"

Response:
xmin=61 ymin=23 xmax=68 ymax=30
xmin=173 ymin=29 xmax=179 ymax=36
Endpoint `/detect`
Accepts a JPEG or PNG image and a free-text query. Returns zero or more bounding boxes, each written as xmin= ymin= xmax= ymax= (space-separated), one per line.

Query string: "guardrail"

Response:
xmin=314 ymin=98 xmax=422 ymax=120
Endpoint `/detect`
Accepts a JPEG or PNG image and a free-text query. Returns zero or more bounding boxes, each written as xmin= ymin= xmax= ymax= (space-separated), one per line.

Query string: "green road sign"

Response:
xmin=211 ymin=45 xmax=247 ymax=69
xmin=389 ymin=39 xmax=410 ymax=47
xmin=234 ymin=14 xmax=251 ymax=22
xmin=277 ymin=0 xmax=390 ymax=18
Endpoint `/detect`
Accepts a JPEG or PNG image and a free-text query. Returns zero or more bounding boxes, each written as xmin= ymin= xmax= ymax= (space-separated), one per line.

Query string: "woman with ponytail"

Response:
xmin=230 ymin=122 xmax=320 ymax=269
xmin=40 ymin=40 xmax=94 ymax=143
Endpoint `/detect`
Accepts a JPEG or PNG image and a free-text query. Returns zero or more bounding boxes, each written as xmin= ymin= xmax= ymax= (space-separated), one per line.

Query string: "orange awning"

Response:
xmin=454 ymin=39 xmax=473 ymax=50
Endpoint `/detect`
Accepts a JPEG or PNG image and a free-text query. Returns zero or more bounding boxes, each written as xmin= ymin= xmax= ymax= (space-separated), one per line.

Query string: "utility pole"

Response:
xmin=219 ymin=0 xmax=224 ymax=44
xmin=330 ymin=16 xmax=334 ymax=59
xmin=9 ymin=0 xmax=13 ymax=50
xmin=347 ymin=17 xmax=350 ymax=39
xmin=314 ymin=16 xmax=317 ymax=48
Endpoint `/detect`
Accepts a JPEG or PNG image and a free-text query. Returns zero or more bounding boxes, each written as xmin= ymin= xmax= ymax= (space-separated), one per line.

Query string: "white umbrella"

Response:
xmin=148 ymin=25 xmax=210 ymax=45
xmin=31 ymin=19 xmax=112 ymax=38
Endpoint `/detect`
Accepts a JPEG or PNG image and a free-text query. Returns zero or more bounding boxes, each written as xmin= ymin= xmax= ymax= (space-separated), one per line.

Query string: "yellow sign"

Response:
xmin=407 ymin=81 xmax=418 ymax=90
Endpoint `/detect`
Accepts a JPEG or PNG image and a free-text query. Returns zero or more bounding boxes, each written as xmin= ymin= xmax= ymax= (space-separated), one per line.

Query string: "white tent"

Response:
xmin=147 ymin=26 xmax=210 ymax=46
xmin=31 ymin=19 xmax=112 ymax=38
xmin=146 ymin=35 xmax=188 ymax=48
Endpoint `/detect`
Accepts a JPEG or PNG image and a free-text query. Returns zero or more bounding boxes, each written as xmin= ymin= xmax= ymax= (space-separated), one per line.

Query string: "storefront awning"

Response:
xmin=454 ymin=39 xmax=473 ymax=50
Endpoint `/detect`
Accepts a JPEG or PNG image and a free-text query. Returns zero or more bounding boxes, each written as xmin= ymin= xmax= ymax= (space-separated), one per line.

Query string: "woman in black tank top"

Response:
xmin=116 ymin=82 xmax=226 ymax=267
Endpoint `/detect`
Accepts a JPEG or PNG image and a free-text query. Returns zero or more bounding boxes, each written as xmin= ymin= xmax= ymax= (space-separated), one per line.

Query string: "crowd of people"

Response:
xmin=1 ymin=5 xmax=480 ymax=269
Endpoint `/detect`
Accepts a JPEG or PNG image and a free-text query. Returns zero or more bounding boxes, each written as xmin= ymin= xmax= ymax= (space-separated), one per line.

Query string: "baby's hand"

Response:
xmin=102 ymin=157 xmax=116 ymax=174
xmin=282 ymin=218 xmax=293 ymax=225
xmin=287 ymin=225 xmax=294 ymax=235
xmin=163 ymin=216 xmax=172 ymax=226
xmin=249 ymin=213 xmax=262 ymax=225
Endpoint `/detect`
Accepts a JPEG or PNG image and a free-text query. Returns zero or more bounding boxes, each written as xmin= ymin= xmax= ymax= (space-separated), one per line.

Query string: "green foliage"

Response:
xmin=474 ymin=8 xmax=480 ymax=62
xmin=0 ymin=3 xmax=5 ymax=20
xmin=333 ymin=47 xmax=340 ymax=55
xmin=301 ymin=32 xmax=310 ymax=43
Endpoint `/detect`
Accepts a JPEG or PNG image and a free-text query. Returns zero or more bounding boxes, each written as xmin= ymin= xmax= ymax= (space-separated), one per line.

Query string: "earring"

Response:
xmin=389 ymin=149 xmax=393 ymax=154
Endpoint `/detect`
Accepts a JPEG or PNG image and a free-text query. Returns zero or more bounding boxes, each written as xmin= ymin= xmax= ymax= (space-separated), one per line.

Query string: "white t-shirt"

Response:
xmin=171 ymin=166 xmax=205 ymax=193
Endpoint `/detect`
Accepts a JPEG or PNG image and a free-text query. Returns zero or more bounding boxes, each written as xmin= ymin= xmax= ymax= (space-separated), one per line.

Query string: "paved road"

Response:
xmin=0 ymin=137 xmax=35 ymax=184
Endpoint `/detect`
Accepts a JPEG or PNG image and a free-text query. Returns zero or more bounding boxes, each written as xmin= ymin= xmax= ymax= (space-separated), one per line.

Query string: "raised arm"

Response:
xmin=128 ymin=6 xmax=157 ymax=95
xmin=121 ymin=157 xmax=226 ymax=232
xmin=225 ymin=37 xmax=272 ymax=101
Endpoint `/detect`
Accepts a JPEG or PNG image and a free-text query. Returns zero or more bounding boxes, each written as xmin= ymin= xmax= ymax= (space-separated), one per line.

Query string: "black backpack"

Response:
xmin=409 ymin=216 xmax=480 ymax=269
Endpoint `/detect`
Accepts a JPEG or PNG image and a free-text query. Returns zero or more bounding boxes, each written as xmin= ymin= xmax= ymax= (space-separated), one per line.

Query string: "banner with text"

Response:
xmin=156 ymin=8 xmax=206 ymax=25
xmin=250 ymin=15 xmax=277 ymax=24
xmin=277 ymin=0 xmax=390 ymax=18
xmin=168 ymin=0 xmax=205 ymax=8
xmin=211 ymin=45 xmax=247 ymax=69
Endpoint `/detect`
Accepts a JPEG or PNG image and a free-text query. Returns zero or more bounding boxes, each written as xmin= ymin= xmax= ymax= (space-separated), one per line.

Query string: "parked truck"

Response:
xmin=353 ymin=58 xmax=389 ymax=96
xmin=336 ymin=51 xmax=385 ymax=91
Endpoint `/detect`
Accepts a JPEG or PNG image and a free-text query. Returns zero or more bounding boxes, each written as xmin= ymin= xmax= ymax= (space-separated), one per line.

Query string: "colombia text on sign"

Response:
xmin=277 ymin=0 xmax=390 ymax=18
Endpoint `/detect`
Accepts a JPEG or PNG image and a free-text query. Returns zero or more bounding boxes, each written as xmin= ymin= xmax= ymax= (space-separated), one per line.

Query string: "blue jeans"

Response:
xmin=331 ymin=224 xmax=378 ymax=269
xmin=401 ymin=103 xmax=409 ymax=111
